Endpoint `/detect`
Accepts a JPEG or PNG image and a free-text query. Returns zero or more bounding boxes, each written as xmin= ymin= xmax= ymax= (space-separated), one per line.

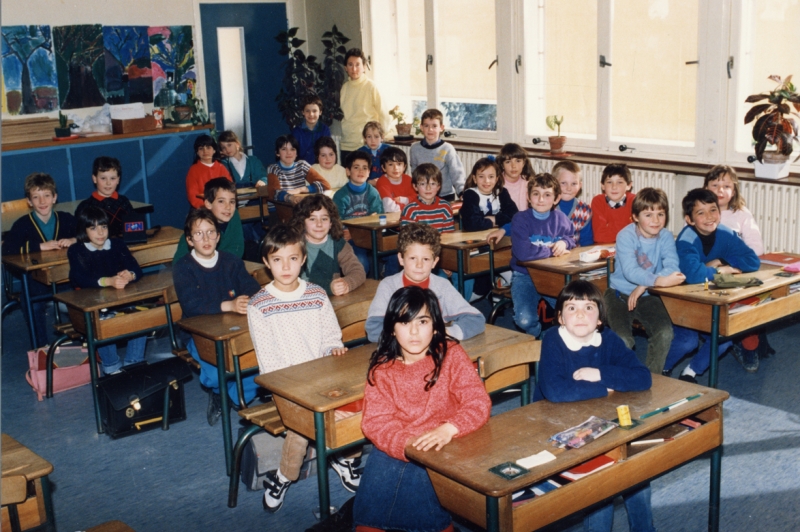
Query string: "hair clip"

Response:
xmin=487 ymin=155 xmax=496 ymax=162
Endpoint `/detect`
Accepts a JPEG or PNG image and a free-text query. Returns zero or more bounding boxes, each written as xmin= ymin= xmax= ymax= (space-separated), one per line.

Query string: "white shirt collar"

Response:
xmin=84 ymin=240 xmax=112 ymax=252
xmin=558 ymin=326 xmax=602 ymax=351
xmin=191 ymin=249 xmax=219 ymax=268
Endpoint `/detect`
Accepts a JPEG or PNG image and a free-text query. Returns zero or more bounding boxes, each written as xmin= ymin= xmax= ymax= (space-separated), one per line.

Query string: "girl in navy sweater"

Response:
xmin=460 ymin=157 xmax=518 ymax=232
xmin=67 ymin=206 xmax=146 ymax=375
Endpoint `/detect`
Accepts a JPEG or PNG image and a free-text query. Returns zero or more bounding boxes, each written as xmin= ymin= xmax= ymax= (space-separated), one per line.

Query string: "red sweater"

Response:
xmin=362 ymin=342 xmax=491 ymax=461
xmin=185 ymin=161 xmax=233 ymax=208
xmin=590 ymin=191 xmax=635 ymax=244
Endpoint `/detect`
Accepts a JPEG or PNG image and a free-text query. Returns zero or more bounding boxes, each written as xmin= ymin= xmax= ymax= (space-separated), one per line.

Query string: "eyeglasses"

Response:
xmin=415 ymin=181 xmax=439 ymax=189
xmin=191 ymin=230 xmax=218 ymax=241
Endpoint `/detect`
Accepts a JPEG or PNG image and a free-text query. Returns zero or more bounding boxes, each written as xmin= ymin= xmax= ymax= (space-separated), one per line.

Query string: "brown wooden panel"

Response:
xmin=347 ymin=227 xmax=374 ymax=249
xmin=238 ymin=204 xmax=262 ymax=221
xmin=132 ymin=243 xmax=178 ymax=268
xmin=528 ymin=269 xmax=566 ymax=298
xmin=273 ymin=395 xmax=317 ymax=440
xmin=484 ymin=365 xmax=529 ymax=395
xmin=376 ymin=234 xmax=399 ymax=253
xmin=0 ymin=480 xmax=45 ymax=531
xmin=95 ymin=306 xmax=170 ymax=340
xmin=429 ymin=469 xmax=487 ymax=528
xmin=326 ymin=411 xmax=364 ymax=448
xmin=725 ymin=290 xmax=800 ymax=336
xmin=660 ymin=297 xmax=713 ymax=333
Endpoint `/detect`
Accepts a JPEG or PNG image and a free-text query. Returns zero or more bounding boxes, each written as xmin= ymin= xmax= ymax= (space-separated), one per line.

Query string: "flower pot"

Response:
xmin=173 ymin=106 xmax=193 ymax=123
xmin=54 ymin=127 xmax=72 ymax=138
xmin=754 ymin=152 xmax=791 ymax=180
xmin=549 ymin=136 xmax=567 ymax=154
xmin=396 ymin=123 xmax=413 ymax=136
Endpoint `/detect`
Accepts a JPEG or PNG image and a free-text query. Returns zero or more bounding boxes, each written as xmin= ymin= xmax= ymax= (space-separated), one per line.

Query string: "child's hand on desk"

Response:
xmin=57 ymin=237 xmax=77 ymax=248
xmin=717 ymin=266 xmax=741 ymax=275
xmin=486 ymin=228 xmax=506 ymax=246
xmin=221 ymin=295 xmax=250 ymax=314
xmin=39 ymin=241 xmax=62 ymax=251
xmin=627 ymin=285 xmax=648 ymax=310
xmin=573 ymin=367 xmax=601 ymax=382
xmin=330 ymin=278 xmax=350 ymax=296
xmin=410 ymin=422 xmax=459 ymax=452
xmin=330 ymin=347 xmax=348 ymax=356
xmin=551 ymin=240 xmax=569 ymax=257
xmin=655 ymin=272 xmax=686 ymax=288
xmin=102 ymin=275 xmax=129 ymax=289
xmin=117 ymin=270 xmax=136 ymax=282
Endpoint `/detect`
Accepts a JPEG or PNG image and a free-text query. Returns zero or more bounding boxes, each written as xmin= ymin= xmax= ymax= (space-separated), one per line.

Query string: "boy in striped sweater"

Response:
xmin=260 ymin=134 xmax=330 ymax=204
xmin=400 ymin=163 xmax=455 ymax=233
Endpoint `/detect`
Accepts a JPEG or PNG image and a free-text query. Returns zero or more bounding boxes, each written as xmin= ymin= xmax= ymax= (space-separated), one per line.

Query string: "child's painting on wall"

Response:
xmin=103 ymin=25 xmax=153 ymax=104
xmin=1 ymin=25 xmax=59 ymax=115
xmin=149 ymin=26 xmax=195 ymax=107
xmin=54 ymin=24 xmax=106 ymax=109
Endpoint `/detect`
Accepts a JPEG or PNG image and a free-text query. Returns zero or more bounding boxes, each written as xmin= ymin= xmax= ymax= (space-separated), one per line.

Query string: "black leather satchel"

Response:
xmin=97 ymin=357 xmax=192 ymax=438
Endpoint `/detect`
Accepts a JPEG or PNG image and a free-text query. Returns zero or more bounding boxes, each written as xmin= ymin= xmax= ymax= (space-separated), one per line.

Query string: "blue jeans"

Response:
xmin=98 ymin=335 xmax=147 ymax=375
xmin=353 ymin=448 xmax=452 ymax=532
xmin=384 ymin=254 xmax=401 ymax=277
xmin=663 ymin=326 xmax=733 ymax=375
xmin=511 ymin=270 xmax=542 ymax=338
xmin=584 ymin=484 xmax=656 ymax=532
xmin=438 ymin=270 xmax=475 ymax=301
xmin=349 ymin=240 xmax=371 ymax=277
xmin=186 ymin=338 xmax=258 ymax=406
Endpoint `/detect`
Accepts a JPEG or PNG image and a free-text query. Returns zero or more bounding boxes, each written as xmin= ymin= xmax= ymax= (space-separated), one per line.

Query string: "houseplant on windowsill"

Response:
xmin=546 ymin=115 xmax=566 ymax=154
xmin=390 ymin=106 xmax=413 ymax=138
xmin=54 ymin=112 xmax=72 ymax=138
xmin=744 ymin=74 xmax=800 ymax=179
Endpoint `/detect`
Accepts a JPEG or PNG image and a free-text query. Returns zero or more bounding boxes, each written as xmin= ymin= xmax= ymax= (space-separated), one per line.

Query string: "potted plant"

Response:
xmin=54 ymin=112 xmax=71 ymax=138
xmin=546 ymin=115 xmax=566 ymax=154
xmin=744 ymin=74 xmax=800 ymax=178
xmin=390 ymin=106 xmax=413 ymax=138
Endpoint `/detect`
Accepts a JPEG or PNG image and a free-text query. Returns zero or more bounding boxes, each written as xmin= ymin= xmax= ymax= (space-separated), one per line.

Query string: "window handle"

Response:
xmin=685 ymin=60 xmax=699 ymax=65
xmin=426 ymin=54 xmax=433 ymax=72
xmin=599 ymin=55 xmax=612 ymax=68
xmin=515 ymin=55 xmax=522 ymax=74
xmin=619 ymin=144 xmax=636 ymax=153
xmin=727 ymin=56 xmax=734 ymax=79
xmin=488 ymin=57 xmax=498 ymax=70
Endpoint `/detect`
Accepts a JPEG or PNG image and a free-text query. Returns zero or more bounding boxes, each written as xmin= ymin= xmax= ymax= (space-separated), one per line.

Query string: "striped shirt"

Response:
xmin=400 ymin=197 xmax=455 ymax=232
xmin=267 ymin=161 xmax=326 ymax=202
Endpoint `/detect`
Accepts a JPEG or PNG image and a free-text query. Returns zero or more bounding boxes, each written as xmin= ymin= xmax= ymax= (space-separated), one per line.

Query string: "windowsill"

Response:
xmin=388 ymin=136 xmax=800 ymax=185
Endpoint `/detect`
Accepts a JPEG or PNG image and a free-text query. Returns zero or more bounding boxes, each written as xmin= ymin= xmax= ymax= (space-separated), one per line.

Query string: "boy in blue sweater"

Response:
xmin=291 ymin=95 xmax=332 ymax=165
xmin=508 ymin=173 xmax=576 ymax=338
xmin=173 ymin=208 xmax=261 ymax=426
xmin=664 ymin=188 xmax=760 ymax=383
xmin=605 ymin=188 xmax=685 ymax=374
xmin=535 ymin=280 xmax=654 ymax=532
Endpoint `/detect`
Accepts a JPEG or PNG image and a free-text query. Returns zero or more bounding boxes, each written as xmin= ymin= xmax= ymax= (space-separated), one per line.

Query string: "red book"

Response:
xmin=559 ymin=454 xmax=615 ymax=481
xmin=759 ymin=253 xmax=798 ymax=267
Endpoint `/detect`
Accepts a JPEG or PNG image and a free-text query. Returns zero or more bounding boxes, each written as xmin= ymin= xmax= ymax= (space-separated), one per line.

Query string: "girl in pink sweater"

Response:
xmin=353 ymin=286 xmax=491 ymax=532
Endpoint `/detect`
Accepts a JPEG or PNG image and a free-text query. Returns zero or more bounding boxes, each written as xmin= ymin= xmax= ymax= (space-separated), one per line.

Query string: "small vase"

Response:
xmin=54 ymin=127 xmax=72 ymax=138
xmin=396 ymin=123 xmax=412 ymax=137
xmin=549 ymin=136 xmax=566 ymax=154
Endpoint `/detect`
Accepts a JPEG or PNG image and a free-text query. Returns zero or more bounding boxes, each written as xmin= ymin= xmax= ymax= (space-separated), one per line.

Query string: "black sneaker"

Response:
xmin=741 ymin=347 xmax=759 ymax=373
xmin=679 ymin=374 xmax=697 ymax=385
xmin=207 ymin=392 xmax=222 ymax=427
xmin=661 ymin=369 xmax=672 ymax=377
xmin=263 ymin=470 xmax=291 ymax=512
xmin=329 ymin=456 xmax=362 ymax=492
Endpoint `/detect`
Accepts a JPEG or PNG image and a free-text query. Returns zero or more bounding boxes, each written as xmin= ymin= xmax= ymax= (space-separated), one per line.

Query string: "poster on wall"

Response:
xmin=149 ymin=26 xmax=195 ymax=107
xmin=103 ymin=26 xmax=153 ymax=104
xmin=54 ymin=24 xmax=106 ymax=109
xmin=1 ymin=25 xmax=59 ymax=115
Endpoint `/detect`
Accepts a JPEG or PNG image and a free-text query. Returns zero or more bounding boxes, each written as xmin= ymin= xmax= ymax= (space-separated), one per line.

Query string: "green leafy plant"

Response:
xmin=546 ymin=115 xmax=564 ymax=137
xmin=389 ymin=106 xmax=407 ymax=125
xmin=744 ymin=75 xmax=800 ymax=163
xmin=58 ymin=111 xmax=68 ymax=128
xmin=319 ymin=25 xmax=349 ymax=125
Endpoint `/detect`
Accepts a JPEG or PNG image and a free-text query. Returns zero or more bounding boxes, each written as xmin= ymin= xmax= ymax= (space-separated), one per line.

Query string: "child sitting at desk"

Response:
xmin=357 ymin=121 xmax=390 ymax=182
xmin=67 ymin=205 xmax=146 ymax=375
xmin=553 ymin=160 xmax=593 ymax=246
xmin=75 ymin=156 xmax=135 ymax=238
xmin=497 ymin=143 xmax=534 ymax=212
xmin=374 ymin=146 xmax=416 ymax=213
xmin=354 ymin=286 xmax=491 ymax=532
xmin=292 ymin=94 xmax=332 ymax=165
xmin=311 ymin=136 xmax=349 ymax=189
xmin=3 ymin=172 xmax=78 ymax=347
xmin=365 ymin=223 xmax=485 ymax=342
xmin=460 ymin=157 xmax=518 ymax=232
xmin=663 ymin=188 xmax=760 ymax=384
xmin=259 ymin=134 xmax=330 ymax=204
xmin=185 ymin=134 xmax=232 ymax=209
xmin=173 ymin=208 xmax=261 ymax=426
xmin=605 ymin=188 xmax=685 ymax=374
xmin=534 ymin=280 xmax=654 ymax=532
xmin=400 ymin=163 xmax=455 ymax=233
xmin=218 ymin=130 xmax=268 ymax=189
xmin=289 ymin=194 xmax=366 ymax=296
xmin=591 ymin=163 xmax=635 ymax=244
xmin=249 ymin=224 xmax=357 ymax=512
xmin=173 ymin=178 xmax=244 ymax=263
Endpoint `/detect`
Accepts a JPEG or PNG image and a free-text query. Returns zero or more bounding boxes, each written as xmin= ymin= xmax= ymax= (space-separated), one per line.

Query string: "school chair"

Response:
xmin=336 ymin=299 xmax=372 ymax=347
xmin=486 ymin=236 xmax=514 ymax=324
xmin=163 ymin=285 xmax=198 ymax=370
xmin=1 ymin=475 xmax=27 ymax=532
xmin=476 ymin=338 xmax=541 ymax=407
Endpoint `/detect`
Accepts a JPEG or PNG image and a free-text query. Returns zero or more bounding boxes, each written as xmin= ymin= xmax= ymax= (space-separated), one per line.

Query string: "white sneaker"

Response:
xmin=329 ymin=456 xmax=362 ymax=492
xmin=263 ymin=470 xmax=290 ymax=512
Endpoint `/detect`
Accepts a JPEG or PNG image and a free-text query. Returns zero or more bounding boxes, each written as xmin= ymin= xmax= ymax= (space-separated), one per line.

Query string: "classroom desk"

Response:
xmin=342 ymin=212 xmax=401 ymax=279
xmin=255 ymin=324 xmax=537 ymax=519
xmin=519 ymin=245 xmax=614 ymax=298
xmin=440 ymin=229 xmax=512 ymax=296
xmin=2 ymin=226 xmax=182 ymax=349
xmin=1 ymin=199 xmax=153 ymax=232
xmin=54 ymin=269 xmax=181 ymax=434
xmin=178 ymin=278 xmax=380 ymax=475
xmin=1 ymin=433 xmax=55 ymax=532
xmin=406 ymin=376 xmax=729 ymax=532
xmin=648 ymin=261 xmax=800 ymax=388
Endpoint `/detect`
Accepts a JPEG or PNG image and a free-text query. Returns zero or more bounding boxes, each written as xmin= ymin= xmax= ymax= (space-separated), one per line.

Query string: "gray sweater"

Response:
xmin=409 ymin=140 xmax=466 ymax=197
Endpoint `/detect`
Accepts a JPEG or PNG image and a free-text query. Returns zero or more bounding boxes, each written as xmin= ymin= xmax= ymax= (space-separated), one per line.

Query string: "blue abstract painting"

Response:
xmin=149 ymin=26 xmax=195 ymax=107
xmin=1 ymin=25 xmax=59 ymax=114
xmin=103 ymin=26 xmax=153 ymax=104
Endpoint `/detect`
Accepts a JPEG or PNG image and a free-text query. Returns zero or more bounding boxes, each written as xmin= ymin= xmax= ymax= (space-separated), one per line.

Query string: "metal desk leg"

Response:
xmin=216 ymin=340 xmax=233 ymax=475
xmin=371 ymin=230 xmax=380 ymax=280
xmin=457 ymin=250 xmax=465 ymax=296
xmin=21 ymin=272 xmax=37 ymax=349
xmin=233 ymin=356 xmax=247 ymax=407
xmin=565 ymin=273 xmax=572 ymax=285
xmin=85 ymin=312 xmax=104 ymax=434
xmin=709 ymin=446 xmax=722 ymax=532
xmin=164 ymin=302 xmax=178 ymax=351
xmin=41 ymin=474 xmax=55 ymax=532
xmin=486 ymin=496 xmax=500 ymax=532
xmin=314 ymin=411 xmax=331 ymax=519
xmin=709 ymin=306 xmax=720 ymax=389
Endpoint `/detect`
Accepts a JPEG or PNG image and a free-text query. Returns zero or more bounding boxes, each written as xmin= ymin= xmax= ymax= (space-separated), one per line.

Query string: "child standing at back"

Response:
xmin=400 ymin=164 xmax=455 ymax=233
xmin=604 ymin=188 xmax=685 ymax=374
xmin=249 ymin=225 xmax=354 ymax=512
xmin=292 ymin=95 xmax=332 ymax=165
xmin=509 ymin=173 xmax=576 ymax=338
xmin=553 ymin=160 xmax=593 ymax=246
xmin=185 ymin=135 xmax=233 ymax=209
xmin=591 ymin=163 xmax=634 ymax=244
xmin=357 ymin=121 xmax=390 ymax=182
xmin=704 ymin=166 xmax=768 ymax=372
xmin=374 ymin=146 xmax=416 ymax=213
xmin=218 ymin=130 xmax=268 ymax=188
xmin=534 ymin=280 xmax=655 ymax=532
xmin=340 ymin=48 xmax=389 ymax=160
xmin=75 ymin=156 xmax=135 ymax=237
xmin=409 ymin=109 xmax=466 ymax=201
xmin=67 ymin=206 xmax=146 ymax=375
xmin=460 ymin=157 xmax=518 ymax=232
xmin=259 ymin=134 xmax=331 ymax=204
xmin=497 ymin=143 xmax=534 ymax=212
xmin=354 ymin=286 xmax=491 ymax=532
xmin=311 ymin=136 xmax=349 ymax=189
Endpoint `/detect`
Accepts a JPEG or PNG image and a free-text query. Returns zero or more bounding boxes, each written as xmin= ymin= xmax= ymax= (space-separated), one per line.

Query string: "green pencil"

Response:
xmin=639 ymin=393 xmax=703 ymax=420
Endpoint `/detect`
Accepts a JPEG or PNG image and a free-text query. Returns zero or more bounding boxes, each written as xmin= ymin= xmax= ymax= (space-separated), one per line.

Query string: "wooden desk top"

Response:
xmin=519 ymin=245 xmax=613 ymax=275
xmin=1 ymin=226 xmax=182 ymax=272
xmin=329 ymin=279 xmax=380 ymax=311
xmin=342 ymin=212 xmax=401 ymax=229
xmin=440 ymin=229 xmax=496 ymax=249
xmin=55 ymin=268 xmax=175 ymax=312
xmin=406 ymin=375 xmax=728 ymax=498
xmin=648 ymin=266 xmax=800 ymax=306
xmin=2 ymin=199 xmax=152 ymax=230
xmin=255 ymin=324 xmax=535 ymax=413
xmin=1 ymin=433 xmax=53 ymax=480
